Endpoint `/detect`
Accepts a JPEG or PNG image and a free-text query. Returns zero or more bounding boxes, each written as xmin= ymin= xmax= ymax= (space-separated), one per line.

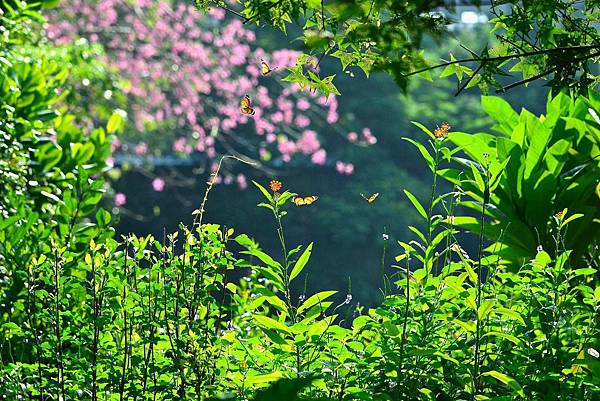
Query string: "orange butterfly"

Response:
xmin=361 ymin=192 xmax=380 ymax=203
xmin=261 ymin=59 xmax=277 ymax=76
xmin=241 ymin=95 xmax=255 ymax=115
xmin=292 ymin=195 xmax=319 ymax=206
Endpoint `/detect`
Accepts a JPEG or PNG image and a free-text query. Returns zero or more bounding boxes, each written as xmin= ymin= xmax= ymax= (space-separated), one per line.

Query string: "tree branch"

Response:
xmin=403 ymin=43 xmax=600 ymax=78
xmin=497 ymin=49 xmax=600 ymax=92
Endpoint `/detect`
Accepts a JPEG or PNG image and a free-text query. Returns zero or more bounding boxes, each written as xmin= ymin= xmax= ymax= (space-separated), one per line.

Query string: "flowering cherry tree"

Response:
xmin=46 ymin=0 xmax=374 ymax=200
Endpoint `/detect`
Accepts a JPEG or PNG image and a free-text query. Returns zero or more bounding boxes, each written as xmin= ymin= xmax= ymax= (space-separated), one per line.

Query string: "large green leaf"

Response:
xmin=289 ymin=242 xmax=313 ymax=282
xmin=297 ymin=290 xmax=337 ymax=314
xmin=482 ymin=96 xmax=519 ymax=136
xmin=482 ymin=370 xmax=525 ymax=397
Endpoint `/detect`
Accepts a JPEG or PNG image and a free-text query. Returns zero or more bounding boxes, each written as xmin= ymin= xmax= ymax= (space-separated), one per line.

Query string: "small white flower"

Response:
xmin=588 ymin=348 xmax=599 ymax=358
xmin=382 ymin=233 xmax=389 ymax=241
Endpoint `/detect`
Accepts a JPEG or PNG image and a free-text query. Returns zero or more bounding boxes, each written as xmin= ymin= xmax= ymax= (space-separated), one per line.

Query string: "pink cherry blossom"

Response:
xmin=311 ymin=149 xmax=327 ymax=165
xmin=296 ymin=98 xmax=311 ymax=110
xmin=236 ymin=174 xmax=247 ymax=190
xmin=294 ymin=115 xmax=311 ymax=128
xmin=335 ymin=161 xmax=354 ymax=175
xmin=46 ymin=0 xmax=371 ymax=186
xmin=344 ymin=163 xmax=354 ymax=175
xmin=152 ymin=177 xmax=165 ymax=192
xmin=297 ymin=130 xmax=320 ymax=155
xmin=134 ymin=142 xmax=148 ymax=155
xmin=277 ymin=137 xmax=296 ymax=154
xmin=115 ymin=193 xmax=127 ymax=206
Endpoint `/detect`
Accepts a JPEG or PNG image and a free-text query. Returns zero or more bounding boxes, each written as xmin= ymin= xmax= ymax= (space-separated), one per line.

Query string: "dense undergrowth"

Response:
xmin=1 ymin=1 xmax=599 ymax=400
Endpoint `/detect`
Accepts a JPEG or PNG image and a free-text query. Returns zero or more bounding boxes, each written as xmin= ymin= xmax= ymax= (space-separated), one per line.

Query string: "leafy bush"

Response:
xmin=0 ymin=3 xmax=598 ymax=399
xmin=0 ymin=0 xmax=119 ymax=368
xmin=439 ymin=92 xmax=600 ymax=264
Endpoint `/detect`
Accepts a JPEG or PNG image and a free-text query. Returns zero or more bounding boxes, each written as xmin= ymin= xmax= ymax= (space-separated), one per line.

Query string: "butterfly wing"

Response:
xmin=241 ymin=95 xmax=255 ymax=115
xmin=361 ymin=193 xmax=380 ymax=203
xmin=293 ymin=196 xmax=318 ymax=206
xmin=302 ymin=196 xmax=318 ymax=205
xmin=368 ymin=193 xmax=380 ymax=203
xmin=241 ymin=106 xmax=255 ymax=115
xmin=261 ymin=60 xmax=272 ymax=75
xmin=241 ymin=95 xmax=251 ymax=108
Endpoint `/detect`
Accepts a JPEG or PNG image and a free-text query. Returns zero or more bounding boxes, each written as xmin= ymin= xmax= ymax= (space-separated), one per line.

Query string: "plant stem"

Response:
xmin=26 ymin=262 xmax=44 ymax=401
xmin=398 ymin=252 xmax=411 ymax=397
xmin=380 ymin=227 xmax=389 ymax=297
xmin=424 ymin=139 xmax=442 ymax=286
xmin=91 ymin=248 xmax=99 ymax=401
xmin=53 ymin=247 xmax=66 ymax=401
xmin=473 ymin=168 xmax=489 ymax=397
xmin=274 ymin=207 xmax=295 ymax=323
xmin=119 ymin=242 xmax=129 ymax=401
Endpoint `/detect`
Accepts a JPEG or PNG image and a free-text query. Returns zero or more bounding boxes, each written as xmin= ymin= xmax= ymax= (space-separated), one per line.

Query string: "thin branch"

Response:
xmin=194 ymin=155 xmax=256 ymax=228
xmin=455 ymin=62 xmax=484 ymax=96
xmin=403 ymin=43 xmax=600 ymax=78
xmin=498 ymin=49 xmax=600 ymax=92
xmin=219 ymin=4 xmax=247 ymax=20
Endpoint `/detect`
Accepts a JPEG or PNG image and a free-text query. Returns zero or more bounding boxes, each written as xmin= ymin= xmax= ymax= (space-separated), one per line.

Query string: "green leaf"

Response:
xmin=297 ymin=290 xmax=337 ymax=314
xmin=254 ymin=315 xmax=291 ymax=335
xmin=264 ymin=295 xmax=289 ymax=314
xmin=482 ymin=370 xmax=525 ymax=397
xmin=242 ymin=248 xmax=282 ymax=270
xmin=571 ymin=268 xmax=596 ymax=277
xmin=383 ymin=321 xmax=400 ymax=337
xmin=411 ymin=121 xmax=435 ymax=140
xmin=95 ymin=208 xmax=111 ymax=227
xmin=253 ymin=180 xmax=273 ymax=203
xmin=478 ymin=299 xmax=496 ymax=319
xmin=561 ymin=213 xmax=584 ymax=227
xmin=246 ymin=371 xmax=285 ymax=385
xmin=403 ymin=190 xmax=427 ymax=220
xmin=493 ymin=307 xmax=525 ymax=325
xmin=534 ymin=251 xmax=552 ymax=268
xmin=481 ymin=96 xmax=518 ymax=136
xmin=289 ymin=242 xmax=312 ymax=282
xmin=483 ymin=331 xmax=521 ymax=345
xmin=403 ymin=137 xmax=434 ymax=171
xmin=106 ymin=110 xmax=125 ymax=134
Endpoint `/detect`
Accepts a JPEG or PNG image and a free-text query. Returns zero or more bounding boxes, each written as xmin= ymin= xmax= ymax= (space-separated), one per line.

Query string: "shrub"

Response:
xmin=439 ymin=93 xmax=600 ymax=265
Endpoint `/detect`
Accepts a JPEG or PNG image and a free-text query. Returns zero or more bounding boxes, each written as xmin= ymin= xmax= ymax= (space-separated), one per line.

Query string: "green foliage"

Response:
xmin=0 ymin=0 xmax=120 ymax=386
xmin=195 ymin=0 xmax=600 ymax=95
xmin=439 ymin=92 xmax=600 ymax=264
xmin=0 ymin=222 xmax=239 ymax=399
xmin=1 ymin=2 xmax=599 ymax=400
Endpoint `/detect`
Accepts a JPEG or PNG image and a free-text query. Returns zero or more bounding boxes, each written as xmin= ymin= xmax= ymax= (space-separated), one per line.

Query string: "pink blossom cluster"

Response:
xmin=347 ymin=127 xmax=377 ymax=145
xmin=336 ymin=161 xmax=354 ymax=175
xmin=46 ymin=0 xmax=373 ymax=195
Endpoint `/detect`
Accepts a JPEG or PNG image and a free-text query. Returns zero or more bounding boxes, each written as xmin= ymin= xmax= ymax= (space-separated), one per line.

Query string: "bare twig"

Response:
xmin=194 ymin=155 xmax=257 ymax=228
